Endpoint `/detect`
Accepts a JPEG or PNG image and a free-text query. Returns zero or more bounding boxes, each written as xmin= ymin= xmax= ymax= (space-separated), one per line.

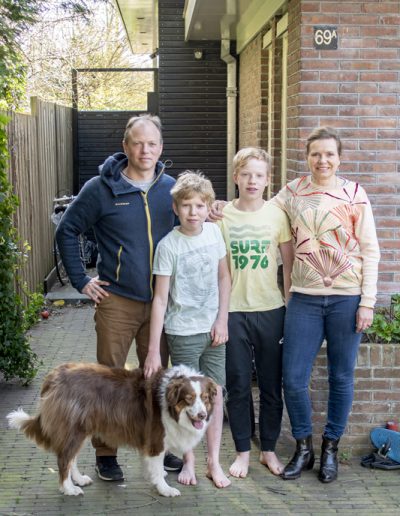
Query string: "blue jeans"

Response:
xmin=283 ymin=293 xmax=362 ymax=440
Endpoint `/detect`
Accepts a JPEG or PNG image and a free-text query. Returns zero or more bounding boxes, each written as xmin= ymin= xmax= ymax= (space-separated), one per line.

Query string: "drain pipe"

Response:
xmin=221 ymin=30 xmax=237 ymax=200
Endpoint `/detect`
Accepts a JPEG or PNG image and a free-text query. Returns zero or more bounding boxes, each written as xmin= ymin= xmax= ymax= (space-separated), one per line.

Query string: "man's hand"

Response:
xmin=82 ymin=277 xmax=110 ymax=303
xmin=356 ymin=306 xmax=374 ymax=333
xmin=143 ymin=352 xmax=162 ymax=379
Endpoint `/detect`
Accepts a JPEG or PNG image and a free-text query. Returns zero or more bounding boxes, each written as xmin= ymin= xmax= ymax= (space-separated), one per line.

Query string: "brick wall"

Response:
xmin=238 ymin=34 xmax=263 ymax=149
xmin=238 ymin=0 xmax=400 ymax=453
xmin=310 ymin=341 xmax=400 ymax=453
xmin=286 ymin=0 xmax=400 ymax=305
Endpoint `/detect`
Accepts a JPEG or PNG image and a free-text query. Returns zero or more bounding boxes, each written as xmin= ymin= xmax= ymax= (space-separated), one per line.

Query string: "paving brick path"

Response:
xmin=1 ymin=304 xmax=400 ymax=515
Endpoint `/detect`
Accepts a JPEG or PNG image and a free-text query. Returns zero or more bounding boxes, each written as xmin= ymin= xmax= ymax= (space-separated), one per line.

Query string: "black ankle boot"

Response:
xmin=280 ymin=435 xmax=315 ymax=480
xmin=318 ymin=435 xmax=339 ymax=483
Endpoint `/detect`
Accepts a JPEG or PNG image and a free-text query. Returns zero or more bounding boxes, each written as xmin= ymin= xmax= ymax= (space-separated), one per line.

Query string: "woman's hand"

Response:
xmin=356 ymin=306 xmax=374 ymax=333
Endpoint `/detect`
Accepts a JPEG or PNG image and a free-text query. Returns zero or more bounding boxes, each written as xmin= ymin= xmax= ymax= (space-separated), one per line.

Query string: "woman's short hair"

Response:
xmin=123 ymin=114 xmax=163 ymax=143
xmin=171 ymin=170 xmax=215 ymax=206
xmin=306 ymin=126 xmax=342 ymax=156
xmin=233 ymin=147 xmax=271 ymax=175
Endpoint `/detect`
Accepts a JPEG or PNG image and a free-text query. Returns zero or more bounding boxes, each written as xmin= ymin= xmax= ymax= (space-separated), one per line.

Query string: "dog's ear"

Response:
xmin=166 ymin=377 xmax=184 ymax=407
xmin=207 ymin=378 xmax=218 ymax=403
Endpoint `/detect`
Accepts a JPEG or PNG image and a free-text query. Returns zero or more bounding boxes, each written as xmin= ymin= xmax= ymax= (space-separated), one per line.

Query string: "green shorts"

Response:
xmin=166 ymin=332 xmax=226 ymax=386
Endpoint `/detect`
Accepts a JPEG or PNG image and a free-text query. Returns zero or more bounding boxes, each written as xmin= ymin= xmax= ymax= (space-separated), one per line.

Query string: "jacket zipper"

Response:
xmin=142 ymin=166 xmax=165 ymax=297
xmin=116 ymin=245 xmax=123 ymax=281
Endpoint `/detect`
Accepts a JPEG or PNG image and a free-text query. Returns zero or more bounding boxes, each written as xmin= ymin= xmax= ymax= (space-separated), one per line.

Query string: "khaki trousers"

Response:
xmin=92 ymin=291 xmax=168 ymax=456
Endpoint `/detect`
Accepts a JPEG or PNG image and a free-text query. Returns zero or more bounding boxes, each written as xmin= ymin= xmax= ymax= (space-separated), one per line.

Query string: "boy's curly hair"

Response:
xmin=171 ymin=170 xmax=215 ymax=206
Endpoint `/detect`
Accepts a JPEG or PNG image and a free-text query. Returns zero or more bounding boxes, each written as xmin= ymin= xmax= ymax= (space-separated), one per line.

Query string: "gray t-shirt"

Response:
xmin=153 ymin=223 xmax=226 ymax=335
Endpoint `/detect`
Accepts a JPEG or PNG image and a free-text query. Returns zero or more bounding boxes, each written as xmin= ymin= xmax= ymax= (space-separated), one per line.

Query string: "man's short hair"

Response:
xmin=123 ymin=114 xmax=163 ymax=143
xmin=171 ymin=170 xmax=216 ymax=207
xmin=233 ymin=147 xmax=271 ymax=176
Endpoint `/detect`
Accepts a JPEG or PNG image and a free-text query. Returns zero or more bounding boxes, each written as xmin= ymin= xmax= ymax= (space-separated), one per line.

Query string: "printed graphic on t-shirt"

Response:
xmin=177 ymin=246 xmax=217 ymax=304
xmin=229 ymin=224 xmax=270 ymax=270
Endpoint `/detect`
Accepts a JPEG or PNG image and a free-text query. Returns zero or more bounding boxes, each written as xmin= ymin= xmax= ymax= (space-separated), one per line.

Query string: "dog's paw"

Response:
xmin=74 ymin=474 xmax=93 ymax=487
xmin=60 ymin=484 xmax=84 ymax=496
xmin=157 ymin=485 xmax=181 ymax=497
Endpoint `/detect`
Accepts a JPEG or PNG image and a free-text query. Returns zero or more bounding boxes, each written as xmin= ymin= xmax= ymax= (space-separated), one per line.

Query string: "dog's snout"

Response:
xmin=197 ymin=411 xmax=207 ymax=420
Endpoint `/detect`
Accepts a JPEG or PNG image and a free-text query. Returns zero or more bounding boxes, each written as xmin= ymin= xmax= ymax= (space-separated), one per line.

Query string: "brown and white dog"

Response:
xmin=7 ymin=362 xmax=217 ymax=497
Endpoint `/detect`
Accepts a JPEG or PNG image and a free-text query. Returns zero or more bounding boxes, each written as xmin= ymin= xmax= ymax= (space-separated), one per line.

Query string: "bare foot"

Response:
xmin=206 ymin=461 xmax=231 ymax=488
xmin=259 ymin=451 xmax=284 ymax=475
xmin=229 ymin=451 xmax=250 ymax=478
xmin=178 ymin=462 xmax=197 ymax=486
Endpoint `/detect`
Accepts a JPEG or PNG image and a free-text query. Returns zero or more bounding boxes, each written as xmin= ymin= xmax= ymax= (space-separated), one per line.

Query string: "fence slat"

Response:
xmin=5 ymin=98 xmax=74 ymax=299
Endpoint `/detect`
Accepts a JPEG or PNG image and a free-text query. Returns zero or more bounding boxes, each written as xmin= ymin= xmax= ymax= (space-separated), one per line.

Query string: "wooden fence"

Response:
xmin=6 ymin=97 xmax=74 ymax=297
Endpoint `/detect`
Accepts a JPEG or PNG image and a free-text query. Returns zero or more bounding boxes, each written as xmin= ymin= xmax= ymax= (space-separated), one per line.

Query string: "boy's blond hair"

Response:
xmin=233 ymin=147 xmax=271 ymax=176
xmin=171 ymin=171 xmax=216 ymax=206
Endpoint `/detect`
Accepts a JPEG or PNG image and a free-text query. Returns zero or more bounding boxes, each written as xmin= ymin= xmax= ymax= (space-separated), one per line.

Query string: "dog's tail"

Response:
xmin=7 ymin=408 xmax=51 ymax=449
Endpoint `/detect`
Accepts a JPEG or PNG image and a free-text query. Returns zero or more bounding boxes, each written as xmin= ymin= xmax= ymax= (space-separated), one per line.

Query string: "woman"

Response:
xmin=273 ymin=126 xmax=380 ymax=483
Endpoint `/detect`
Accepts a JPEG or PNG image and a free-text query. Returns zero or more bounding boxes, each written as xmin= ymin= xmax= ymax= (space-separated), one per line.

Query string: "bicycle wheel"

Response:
xmin=53 ymin=236 xmax=68 ymax=286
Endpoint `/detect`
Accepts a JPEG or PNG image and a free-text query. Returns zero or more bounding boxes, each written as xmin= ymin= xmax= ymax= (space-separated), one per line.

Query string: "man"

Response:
xmin=56 ymin=114 xmax=183 ymax=481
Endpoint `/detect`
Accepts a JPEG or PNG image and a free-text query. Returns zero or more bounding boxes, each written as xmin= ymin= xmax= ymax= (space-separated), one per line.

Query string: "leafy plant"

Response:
xmin=364 ymin=294 xmax=400 ymax=344
xmin=22 ymin=289 xmax=45 ymax=331
xmin=0 ymin=114 xmax=39 ymax=384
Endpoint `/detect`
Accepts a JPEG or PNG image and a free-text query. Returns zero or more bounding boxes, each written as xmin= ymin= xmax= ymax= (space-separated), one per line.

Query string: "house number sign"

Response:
xmin=313 ymin=26 xmax=338 ymax=50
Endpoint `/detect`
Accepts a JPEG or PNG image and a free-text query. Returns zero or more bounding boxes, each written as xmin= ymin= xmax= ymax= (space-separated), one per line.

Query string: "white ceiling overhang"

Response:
xmin=116 ymin=0 xmax=287 ymax=56
xmin=115 ymin=0 xmax=158 ymax=55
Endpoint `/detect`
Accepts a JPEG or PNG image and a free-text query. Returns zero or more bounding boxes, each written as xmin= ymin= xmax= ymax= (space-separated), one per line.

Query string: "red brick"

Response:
xmin=341 ymin=38 xmax=377 ymax=48
xmin=360 ymin=118 xmax=397 ymax=128
xmin=359 ymin=162 xmax=397 ymax=173
xmin=373 ymin=391 xmax=400 ymax=402
xmin=377 ymin=230 xmax=396 ymax=240
xmin=381 ymin=38 xmax=400 ymax=48
xmin=374 ymin=367 xmax=400 ymax=378
xmin=339 ymin=106 xmax=377 ymax=116
xmin=360 ymin=141 xmax=396 ymax=151
xmin=364 ymin=3 xmax=399 ymax=14
xmin=360 ymin=95 xmax=397 ymax=105
xmin=340 ymin=14 xmax=379 ymax=25
xmin=353 ymin=390 xmax=373 ymax=402
xmin=319 ymin=71 xmax=359 ymax=82
xmin=339 ymin=83 xmax=378 ymax=94
xmin=360 ymin=72 xmax=398 ymax=82
xmin=360 ymin=49 xmax=398 ymax=60
xmin=354 ymin=368 xmax=372 ymax=379
xmin=323 ymin=3 xmax=361 ymax=14
xmin=379 ymin=106 xmax=400 ymax=117
xmin=380 ymin=61 xmax=400 ymax=71
xmin=303 ymin=14 xmax=340 ymax=25
xmin=355 ymin=379 xmax=390 ymax=389
xmin=340 ymin=60 xmax=377 ymax=70
xmin=320 ymin=94 xmax=359 ymax=105
xmin=360 ymin=26 xmax=398 ymax=37
xmin=352 ymin=402 xmax=391 ymax=413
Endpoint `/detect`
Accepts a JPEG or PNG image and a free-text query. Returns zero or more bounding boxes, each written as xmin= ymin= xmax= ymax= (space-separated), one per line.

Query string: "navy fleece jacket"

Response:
xmin=56 ymin=153 xmax=176 ymax=302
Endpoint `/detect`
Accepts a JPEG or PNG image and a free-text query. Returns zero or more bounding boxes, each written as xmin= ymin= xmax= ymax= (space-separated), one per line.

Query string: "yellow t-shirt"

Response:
xmin=217 ymin=200 xmax=292 ymax=312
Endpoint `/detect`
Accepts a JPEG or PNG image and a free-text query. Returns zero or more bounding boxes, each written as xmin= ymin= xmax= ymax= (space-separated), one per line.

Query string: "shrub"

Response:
xmin=364 ymin=294 xmax=400 ymax=344
xmin=0 ymin=113 xmax=39 ymax=384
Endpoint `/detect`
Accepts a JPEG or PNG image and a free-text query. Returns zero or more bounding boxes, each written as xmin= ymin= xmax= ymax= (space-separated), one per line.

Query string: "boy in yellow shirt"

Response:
xmin=217 ymin=148 xmax=294 ymax=477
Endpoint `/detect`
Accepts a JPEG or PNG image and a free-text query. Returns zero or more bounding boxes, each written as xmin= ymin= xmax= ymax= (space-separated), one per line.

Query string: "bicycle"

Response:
xmin=51 ymin=195 xmax=97 ymax=286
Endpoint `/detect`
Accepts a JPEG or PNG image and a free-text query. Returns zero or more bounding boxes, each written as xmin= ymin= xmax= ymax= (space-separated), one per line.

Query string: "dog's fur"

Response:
xmin=7 ymin=362 xmax=217 ymax=497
